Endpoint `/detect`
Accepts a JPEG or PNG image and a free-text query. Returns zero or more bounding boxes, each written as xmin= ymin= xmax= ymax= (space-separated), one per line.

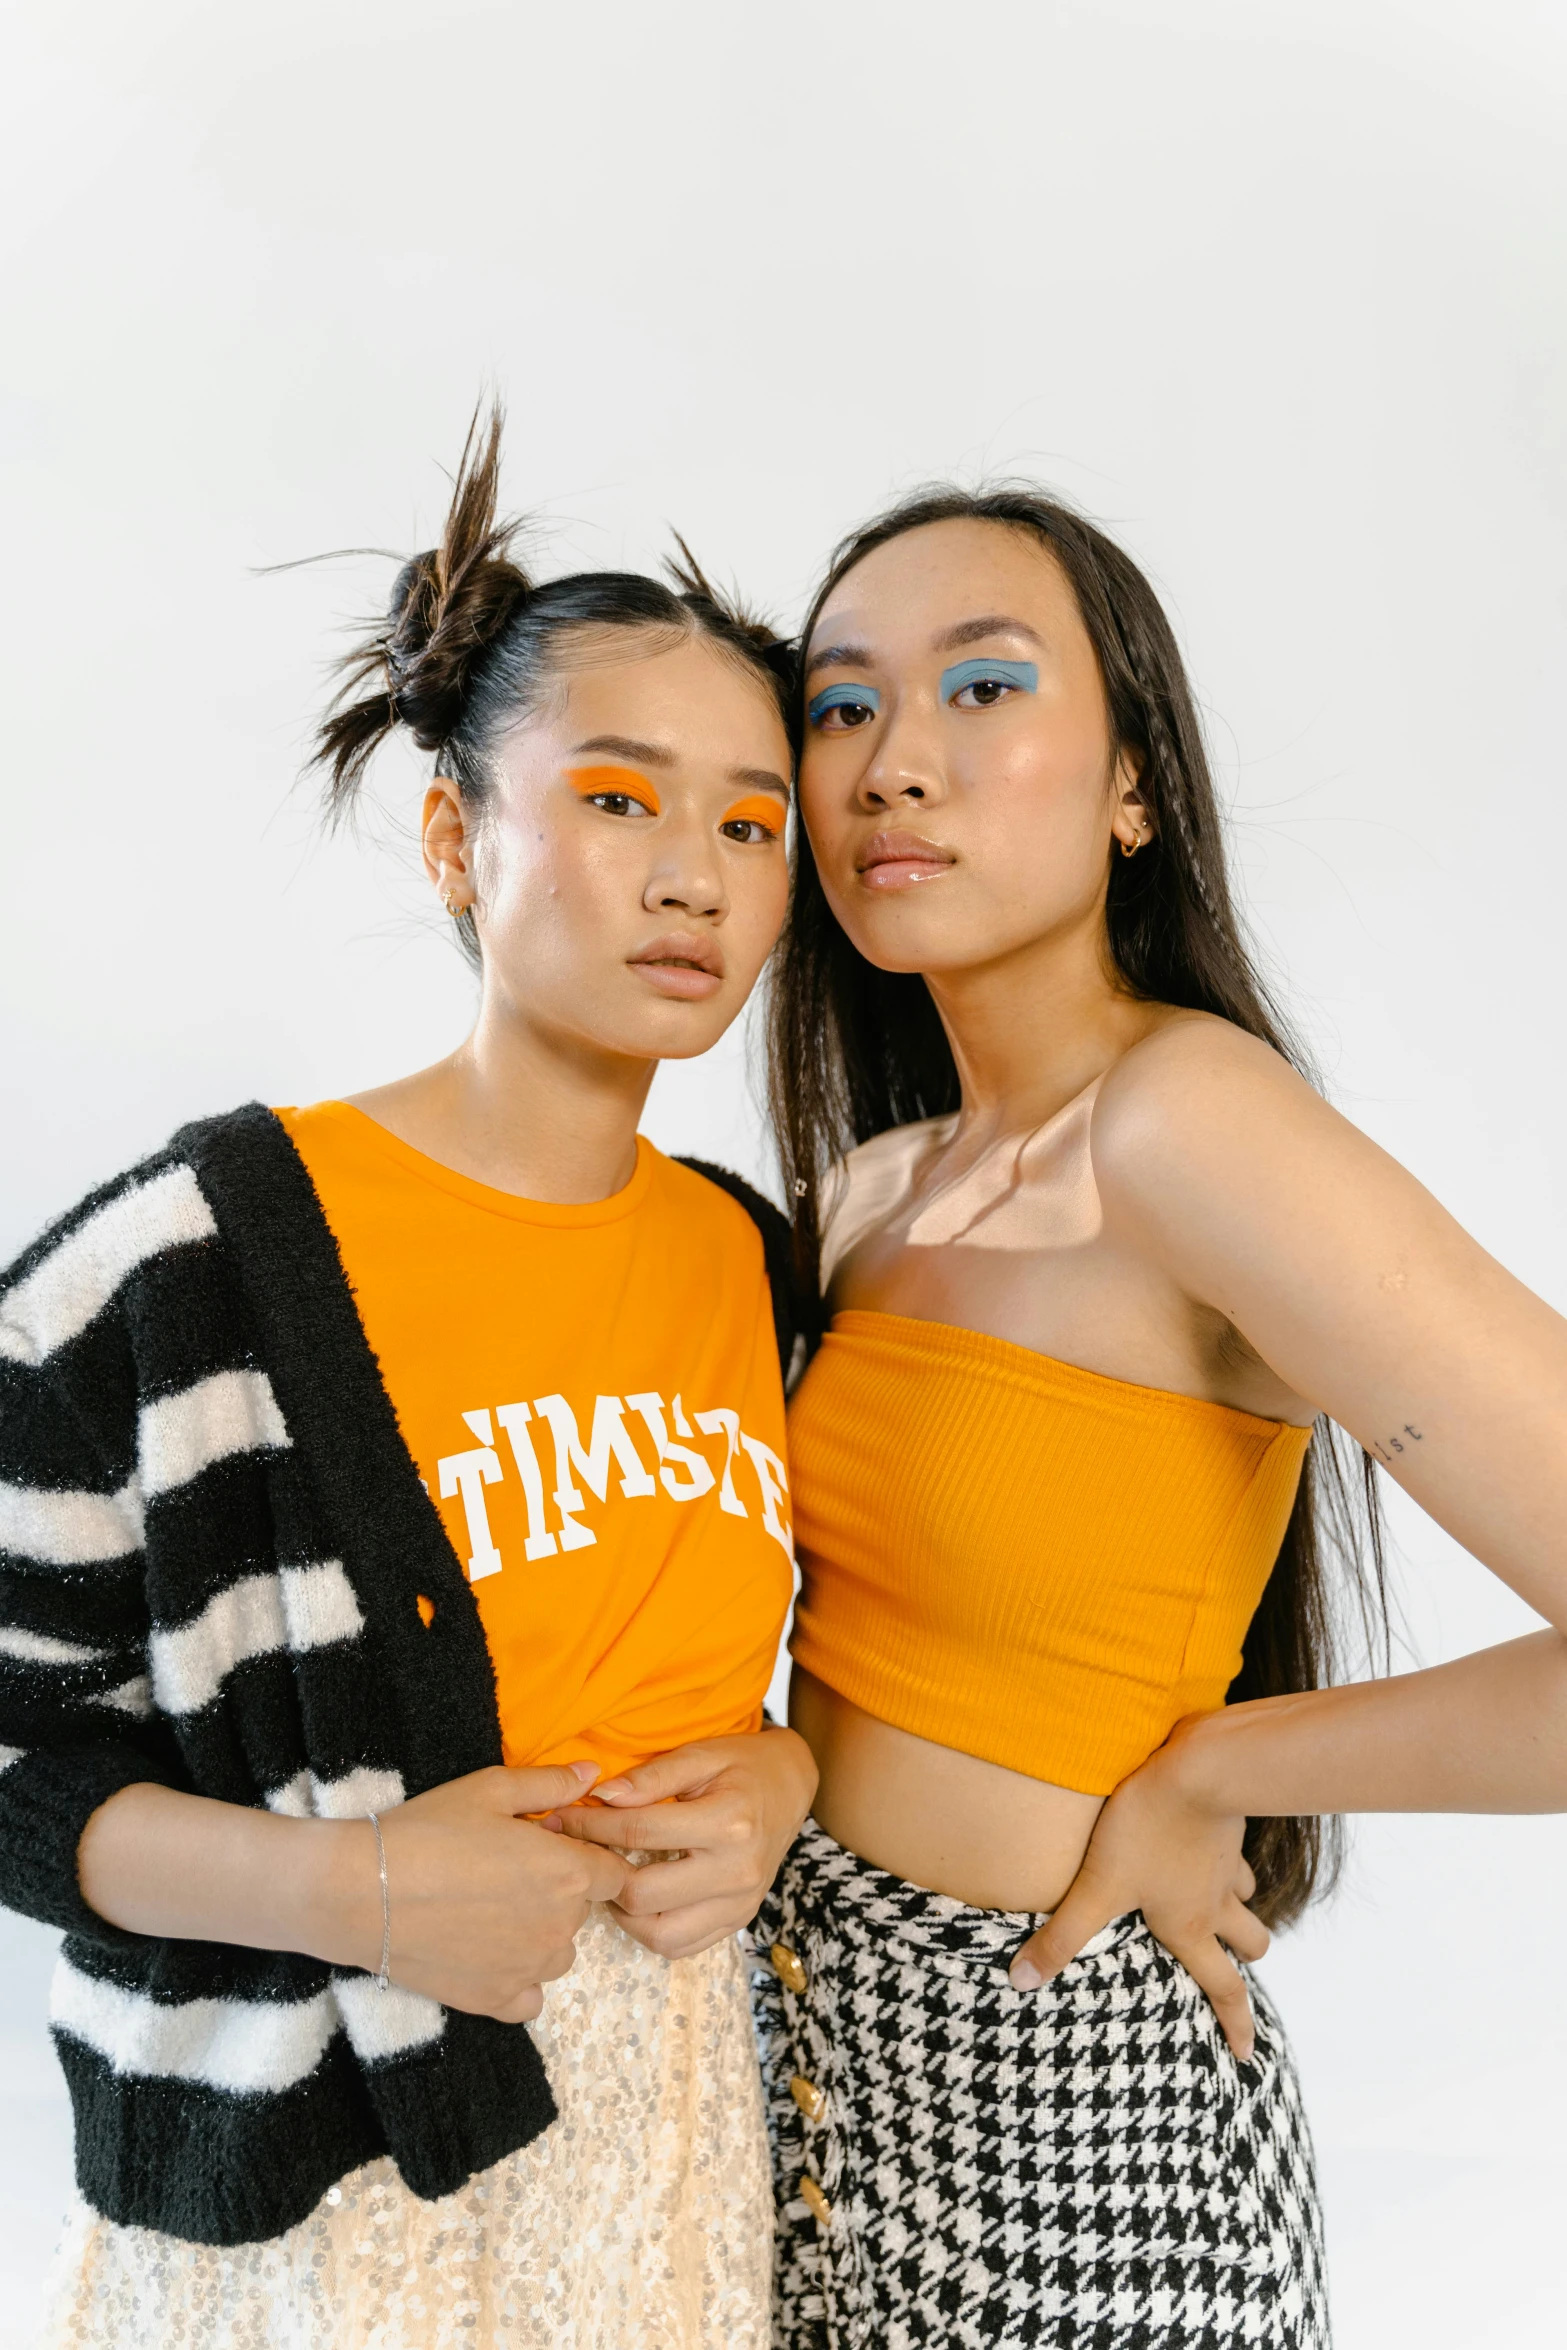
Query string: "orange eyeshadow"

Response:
xmin=721 ymin=794 xmax=785 ymax=836
xmin=566 ymin=764 xmax=662 ymax=815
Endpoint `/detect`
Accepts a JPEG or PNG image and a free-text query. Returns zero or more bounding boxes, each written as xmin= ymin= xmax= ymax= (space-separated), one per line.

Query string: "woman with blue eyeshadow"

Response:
xmin=754 ymin=485 xmax=1567 ymax=2347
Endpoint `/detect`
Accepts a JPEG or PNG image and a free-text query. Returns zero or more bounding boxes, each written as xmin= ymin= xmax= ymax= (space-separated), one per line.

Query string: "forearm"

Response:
xmin=759 ymin=1719 xmax=820 ymax=1814
xmin=1173 ymin=1629 xmax=1567 ymax=1817
xmin=77 ymin=1783 xmax=379 ymax=1969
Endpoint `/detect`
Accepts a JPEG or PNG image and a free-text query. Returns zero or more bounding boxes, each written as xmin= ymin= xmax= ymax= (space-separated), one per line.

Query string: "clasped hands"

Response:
xmin=373 ymin=1713 xmax=1266 ymax=2062
xmin=370 ymin=1725 xmax=816 ymax=2025
xmin=1007 ymin=1714 xmax=1269 ymax=2062
xmin=551 ymin=1723 xmax=819 ymax=1957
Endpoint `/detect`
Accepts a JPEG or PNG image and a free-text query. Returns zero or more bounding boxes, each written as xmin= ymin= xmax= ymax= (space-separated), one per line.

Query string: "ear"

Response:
xmin=1110 ymin=748 xmax=1154 ymax=854
xmin=422 ymin=778 xmax=473 ymax=909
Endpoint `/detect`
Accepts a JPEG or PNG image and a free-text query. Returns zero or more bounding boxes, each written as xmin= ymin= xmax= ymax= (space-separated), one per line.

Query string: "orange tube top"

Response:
xmin=787 ymin=1310 xmax=1311 ymax=1797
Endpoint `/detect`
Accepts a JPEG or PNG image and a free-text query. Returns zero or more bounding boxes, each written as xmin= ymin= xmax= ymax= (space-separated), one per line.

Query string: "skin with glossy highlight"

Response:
xmin=793 ymin=516 xmax=1567 ymax=2058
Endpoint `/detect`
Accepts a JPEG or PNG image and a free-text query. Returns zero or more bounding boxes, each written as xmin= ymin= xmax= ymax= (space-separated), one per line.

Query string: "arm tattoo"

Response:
xmin=1371 ymin=1423 xmax=1424 ymax=1465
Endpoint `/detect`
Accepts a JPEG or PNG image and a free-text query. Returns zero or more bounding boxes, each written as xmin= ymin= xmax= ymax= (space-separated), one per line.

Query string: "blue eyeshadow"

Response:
xmin=807 ymin=682 xmax=882 ymax=725
xmin=939 ymin=657 xmax=1038 ymax=702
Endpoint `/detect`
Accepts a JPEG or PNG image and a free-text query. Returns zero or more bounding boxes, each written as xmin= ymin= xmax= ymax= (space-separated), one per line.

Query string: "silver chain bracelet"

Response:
xmin=367 ymin=1812 xmax=391 ymax=1992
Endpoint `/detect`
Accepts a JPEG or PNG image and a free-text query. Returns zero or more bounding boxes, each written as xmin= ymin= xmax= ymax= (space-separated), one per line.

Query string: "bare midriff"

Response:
xmin=790 ymin=1667 xmax=1105 ymax=1912
xmin=785 ymin=1053 xmax=1315 ymax=1915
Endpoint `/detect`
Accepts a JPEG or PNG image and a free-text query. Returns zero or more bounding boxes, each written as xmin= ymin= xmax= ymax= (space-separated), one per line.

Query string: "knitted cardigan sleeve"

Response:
xmin=0 ymin=1172 xmax=189 ymax=1944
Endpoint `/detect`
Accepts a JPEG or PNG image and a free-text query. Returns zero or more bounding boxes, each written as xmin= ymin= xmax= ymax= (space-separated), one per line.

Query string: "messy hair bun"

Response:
xmin=312 ymin=402 xmax=795 ymax=832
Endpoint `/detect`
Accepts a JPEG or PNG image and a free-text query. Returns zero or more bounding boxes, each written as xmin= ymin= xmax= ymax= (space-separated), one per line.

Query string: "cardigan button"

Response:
xmin=770 ymin=1942 xmax=807 ymax=1994
xmin=799 ymin=2174 xmax=832 ymax=2228
xmin=789 ymin=2073 xmax=827 ymax=2122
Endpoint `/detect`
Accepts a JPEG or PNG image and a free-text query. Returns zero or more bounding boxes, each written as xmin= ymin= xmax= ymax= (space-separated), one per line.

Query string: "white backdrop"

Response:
xmin=3 ymin=3 xmax=1565 ymax=2342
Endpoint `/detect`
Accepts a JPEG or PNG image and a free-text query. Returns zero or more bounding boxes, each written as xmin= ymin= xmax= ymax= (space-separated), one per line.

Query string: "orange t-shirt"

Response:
xmin=276 ymin=1103 xmax=794 ymax=1779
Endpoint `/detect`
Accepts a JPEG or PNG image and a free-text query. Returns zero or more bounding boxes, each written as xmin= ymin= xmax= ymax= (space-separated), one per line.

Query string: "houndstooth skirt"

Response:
xmin=752 ymin=1819 xmax=1329 ymax=2350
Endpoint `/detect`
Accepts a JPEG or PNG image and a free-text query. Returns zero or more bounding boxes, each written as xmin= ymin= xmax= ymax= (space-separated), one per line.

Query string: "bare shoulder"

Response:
xmin=820 ymin=1116 xmax=955 ymax=1289
xmin=1094 ymin=1012 xmax=1315 ymax=1149
xmin=1089 ymin=1013 xmax=1335 ymax=1225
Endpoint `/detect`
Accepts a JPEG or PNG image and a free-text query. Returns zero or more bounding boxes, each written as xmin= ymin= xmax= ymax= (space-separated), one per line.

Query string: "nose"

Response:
xmin=854 ymin=699 xmax=947 ymax=814
xmin=642 ymin=813 xmax=727 ymax=922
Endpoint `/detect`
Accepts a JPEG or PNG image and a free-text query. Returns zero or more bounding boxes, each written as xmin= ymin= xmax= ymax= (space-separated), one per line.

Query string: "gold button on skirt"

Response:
xmin=798 ymin=2174 xmax=833 ymax=2229
xmin=789 ymin=2073 xmax=827 ymax=2122
xmin=770 ymin=1941 xmax=808 ymax=1993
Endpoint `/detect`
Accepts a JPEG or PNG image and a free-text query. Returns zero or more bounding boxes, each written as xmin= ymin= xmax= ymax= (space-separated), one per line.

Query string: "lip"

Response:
xmin=627 ymin=931 xmax=725 ymax=1001
xmin=854 ymin=829 xmax=957 ymax=892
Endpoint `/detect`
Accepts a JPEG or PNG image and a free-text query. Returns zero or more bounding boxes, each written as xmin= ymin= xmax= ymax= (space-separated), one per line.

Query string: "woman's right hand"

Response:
xmin=1006 ymin=1724 xmax=1266 ymax=2059
xmin=348 ymin=1764 xmax=631 ymax=2021
xmin=80 ymin=1765 xmax=630 ymax=2029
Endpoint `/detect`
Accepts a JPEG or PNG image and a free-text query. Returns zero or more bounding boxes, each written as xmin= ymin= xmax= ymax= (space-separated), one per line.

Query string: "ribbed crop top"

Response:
xmin=788 ymin=1309 xmax=1311 ymax=1797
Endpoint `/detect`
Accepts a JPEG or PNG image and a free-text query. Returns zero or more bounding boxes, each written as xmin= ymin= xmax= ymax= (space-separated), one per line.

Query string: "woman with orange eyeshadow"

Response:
xmin=754 ymin=489 xmax=1567 ymax=2348
xmin=3 ymin=407 xmax=815 ymax=2350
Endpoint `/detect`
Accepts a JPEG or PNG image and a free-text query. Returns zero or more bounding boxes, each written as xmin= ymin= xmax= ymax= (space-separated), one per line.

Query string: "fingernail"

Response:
xmin=538 ymin=1813 xmax=563 ymax=1832
xmin=568 ymin=1761 xmax=600 ymax=1786
xmin=1238 ymin=2039 xmax=1255 ymax=2064
xmin=595 ymin=1779 xmax=631 ymax=1802
xmin=1010 ymin=1959 xmax=1042 ymax=1991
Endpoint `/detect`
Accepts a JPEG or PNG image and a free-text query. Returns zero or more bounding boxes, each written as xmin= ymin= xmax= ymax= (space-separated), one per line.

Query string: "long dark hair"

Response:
xmin=311 ymin=403 xmax=795 ymax=963
xmin=767 ymin=485 xmax=1387 ymax=1928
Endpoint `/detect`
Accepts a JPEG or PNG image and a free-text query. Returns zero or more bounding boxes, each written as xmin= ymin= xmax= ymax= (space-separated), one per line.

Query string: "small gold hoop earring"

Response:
xmin=443 ymin=890 xmax=465 ymax=918
xmin=1119 ymin=829 xmax=1144 ymax=860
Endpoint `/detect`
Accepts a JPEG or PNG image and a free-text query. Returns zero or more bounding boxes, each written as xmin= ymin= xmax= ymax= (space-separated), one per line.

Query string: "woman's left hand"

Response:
xmin=551 ymin=1726 xmax=819 ymax=1959
xmin=1007 ymin=1717 xmax=1269 ymax=2061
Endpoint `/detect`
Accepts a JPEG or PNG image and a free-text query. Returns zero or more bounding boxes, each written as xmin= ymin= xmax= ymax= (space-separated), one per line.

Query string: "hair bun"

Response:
xmin=387 ymin=551 xmax=437 ymax=637
xmin=313 ymin=404 xmax=533 ymax=816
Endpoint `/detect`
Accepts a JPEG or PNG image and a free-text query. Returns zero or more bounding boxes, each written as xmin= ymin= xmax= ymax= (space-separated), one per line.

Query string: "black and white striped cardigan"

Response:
xmin=0 ymin=1103 xmax=796 ymax=2248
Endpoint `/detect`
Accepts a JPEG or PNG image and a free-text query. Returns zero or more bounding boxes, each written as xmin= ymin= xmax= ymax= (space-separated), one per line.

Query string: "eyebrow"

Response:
xmin=804 ymin=614 xmax=1045 ymax=680
xmin=802 ymin=642 xmax=875 ymax=682
xmin=569 ymin=734 xmax=675 ymax=768
xmin=931 ymin=614 xmax=1045 ymax=653
xmin=571 ymin=737 xmax=788 ymax=798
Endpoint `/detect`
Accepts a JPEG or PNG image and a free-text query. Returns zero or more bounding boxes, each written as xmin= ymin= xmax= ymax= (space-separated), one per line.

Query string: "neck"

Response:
xmin=925 ymin=902 xmax=1164 ymax=1138
xmin=348 ymin=989 xmax=654 ymax=1204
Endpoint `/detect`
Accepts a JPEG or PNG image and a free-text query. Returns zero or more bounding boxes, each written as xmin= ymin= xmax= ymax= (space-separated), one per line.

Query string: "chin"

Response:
xmin=826 ymin=898 xmax=977 ymax=977
xmin=614 ymin=998 xmax=738 ymax=1064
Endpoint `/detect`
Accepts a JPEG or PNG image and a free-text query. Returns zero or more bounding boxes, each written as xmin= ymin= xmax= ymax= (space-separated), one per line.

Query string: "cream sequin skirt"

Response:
xmin=41 ymin=1908 xmax=773 ymax=2349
